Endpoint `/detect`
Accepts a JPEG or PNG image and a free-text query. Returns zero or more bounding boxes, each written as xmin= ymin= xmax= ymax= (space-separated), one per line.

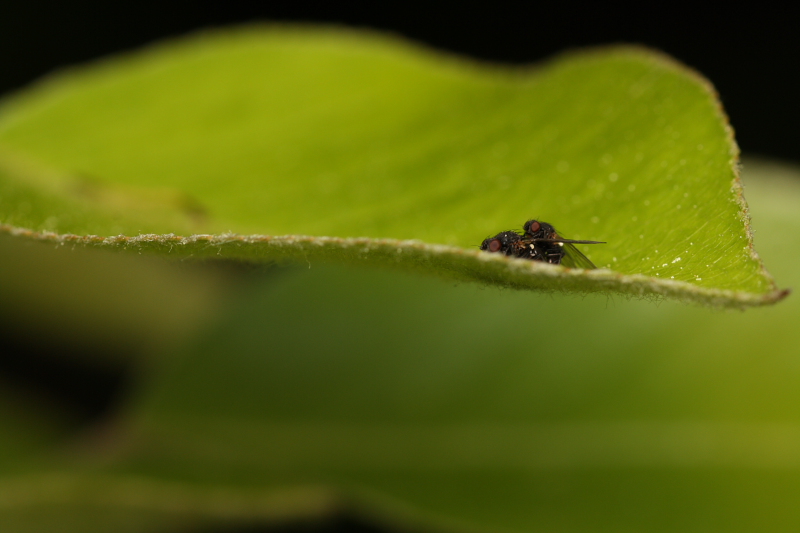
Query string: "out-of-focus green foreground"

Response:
xmin=0 ymin=160 xmax=797 ymax=532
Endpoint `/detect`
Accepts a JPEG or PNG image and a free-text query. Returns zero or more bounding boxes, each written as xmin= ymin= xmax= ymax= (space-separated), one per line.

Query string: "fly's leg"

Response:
xmin=544 ymin=247 xmax=565 ymax=265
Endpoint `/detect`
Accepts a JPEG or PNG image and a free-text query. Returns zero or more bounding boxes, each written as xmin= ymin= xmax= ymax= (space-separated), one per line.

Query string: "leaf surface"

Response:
xmin=0 ymin=26 xmax=785 ymax=306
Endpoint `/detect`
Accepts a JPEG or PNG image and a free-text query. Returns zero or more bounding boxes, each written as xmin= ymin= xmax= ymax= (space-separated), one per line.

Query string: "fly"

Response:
xmin=480 ymin=219 xmax=605 ymax=269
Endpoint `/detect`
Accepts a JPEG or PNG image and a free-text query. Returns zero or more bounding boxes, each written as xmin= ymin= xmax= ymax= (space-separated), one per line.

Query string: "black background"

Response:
xmin=0 ymin=3 xmax=798 ymax=162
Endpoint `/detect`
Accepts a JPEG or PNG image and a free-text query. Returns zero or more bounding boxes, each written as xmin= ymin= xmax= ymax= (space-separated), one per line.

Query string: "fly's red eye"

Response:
xmin=529 ymin=221 xmax=541 ymax=232
xmin=488 ymin=239 xmax=502 ymax=252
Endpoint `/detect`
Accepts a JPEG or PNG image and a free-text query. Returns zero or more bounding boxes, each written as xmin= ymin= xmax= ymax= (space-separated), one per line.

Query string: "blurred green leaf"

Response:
xmin=0 ymin=233 xmax=225 ymax=364
xmin=0 ymin=158 xmax=797 ymax=533
xmin=0 ymin=26 xmax=784 ymax=306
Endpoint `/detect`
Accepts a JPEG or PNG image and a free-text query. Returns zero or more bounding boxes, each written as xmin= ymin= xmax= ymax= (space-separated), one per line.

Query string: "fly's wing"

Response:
xmin=559 ymin=242 xmax=598 ymax=269
xmin=527 ymin=236 xmax=604 ymax=269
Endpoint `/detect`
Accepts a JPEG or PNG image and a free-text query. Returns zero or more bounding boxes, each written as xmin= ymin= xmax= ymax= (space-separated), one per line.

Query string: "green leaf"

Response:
xmin=0 ymin=25 xmax=786 ymax=307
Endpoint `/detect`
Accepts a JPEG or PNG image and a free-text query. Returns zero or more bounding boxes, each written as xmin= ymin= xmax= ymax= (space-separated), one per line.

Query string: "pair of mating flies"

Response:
xmin=480 ymin=219 xmax=605 ymax=269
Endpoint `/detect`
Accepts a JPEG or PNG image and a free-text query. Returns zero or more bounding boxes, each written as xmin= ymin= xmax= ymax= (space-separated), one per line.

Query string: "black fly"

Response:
xmin=480 ymin=219 xmax=604 ymax=269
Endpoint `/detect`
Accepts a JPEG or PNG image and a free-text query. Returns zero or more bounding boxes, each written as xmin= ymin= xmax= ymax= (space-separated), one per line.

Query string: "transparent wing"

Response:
xmin=559 ymin=242 xmax=598 ymax=269
xmin=526 ymin=236 xmax=603 ymax=269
